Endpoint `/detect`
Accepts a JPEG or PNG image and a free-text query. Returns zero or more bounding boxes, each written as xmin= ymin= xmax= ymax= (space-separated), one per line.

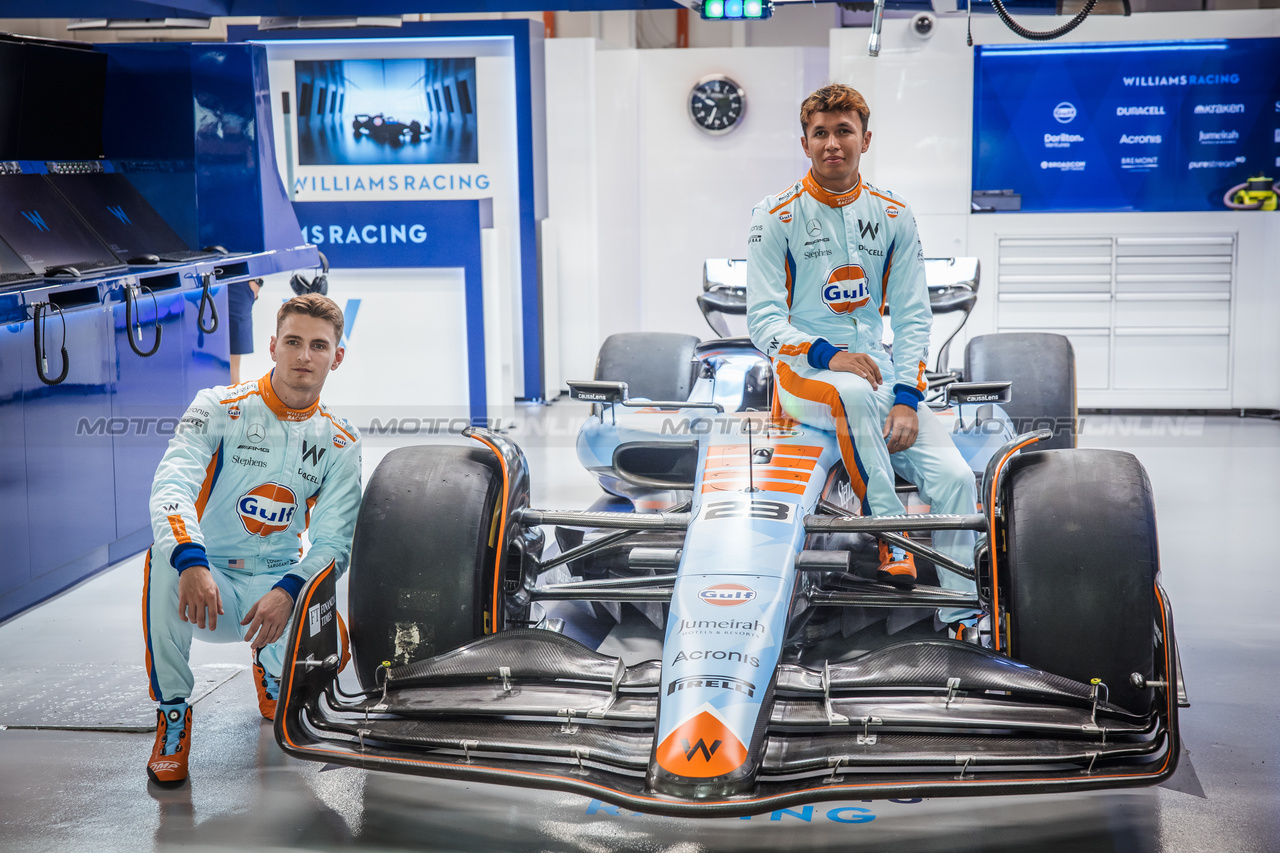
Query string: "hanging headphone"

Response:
xmin=290 ymin=251 xmax=329 ymax=296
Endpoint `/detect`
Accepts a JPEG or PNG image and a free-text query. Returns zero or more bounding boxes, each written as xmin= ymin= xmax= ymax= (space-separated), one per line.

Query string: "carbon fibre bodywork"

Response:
xmin=275 ymin=338 xmax=1181 ymax=815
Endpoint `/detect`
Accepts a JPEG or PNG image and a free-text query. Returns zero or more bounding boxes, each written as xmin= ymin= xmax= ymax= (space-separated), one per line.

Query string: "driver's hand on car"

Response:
xmin=829 ymin=351 xmax=882 ymax=389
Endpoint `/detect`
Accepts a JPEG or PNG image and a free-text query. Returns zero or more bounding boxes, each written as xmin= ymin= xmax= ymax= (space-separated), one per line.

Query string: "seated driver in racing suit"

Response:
xmin=143 ymin=293 xmax=362 ymax=787
xmin=746 ymin=83 xmax=984 ymax=640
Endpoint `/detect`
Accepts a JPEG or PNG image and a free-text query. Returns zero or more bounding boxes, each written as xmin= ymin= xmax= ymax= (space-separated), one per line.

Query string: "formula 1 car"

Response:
xmin=275 ymin=261 xmax=1184 ymax=816
xmin=351 ymin=113 xmax=425 ymax=144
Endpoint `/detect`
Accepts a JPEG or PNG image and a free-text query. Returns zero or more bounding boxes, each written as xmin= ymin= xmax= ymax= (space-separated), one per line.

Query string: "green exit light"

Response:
xmin=704 ymin=0 xmax=724 ymax=17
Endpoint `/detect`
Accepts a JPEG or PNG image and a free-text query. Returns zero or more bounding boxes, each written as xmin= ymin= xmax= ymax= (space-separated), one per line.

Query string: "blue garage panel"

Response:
xmin=108 ymin=279 xmax=190 ymax=547
xmin=0 ymin=294 xmax=31 ymax=600
xmin=182 ymin=279 xmax=230 ymax=401
xmin=21 ymin=285 xmax=116 ymax=591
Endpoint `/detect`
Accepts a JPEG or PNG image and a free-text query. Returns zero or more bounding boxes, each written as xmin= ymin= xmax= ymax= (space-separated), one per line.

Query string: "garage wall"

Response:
xmin=547 ymin=40 xmax=826 ymax=383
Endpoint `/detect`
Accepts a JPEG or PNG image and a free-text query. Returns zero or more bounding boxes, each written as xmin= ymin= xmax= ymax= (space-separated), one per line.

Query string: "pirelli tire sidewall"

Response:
xmin=348 ymin=445 xmax=502 ymax=691
xmin=1003 ymin=448 xmax=1159 ymax=714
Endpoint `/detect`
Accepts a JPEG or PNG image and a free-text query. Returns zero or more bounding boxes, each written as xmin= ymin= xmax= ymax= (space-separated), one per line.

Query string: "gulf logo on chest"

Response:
xmin=822 ymin=264 xmax=871 ymax=314
xmin=237 ymin=483 xmax=298 ymax=537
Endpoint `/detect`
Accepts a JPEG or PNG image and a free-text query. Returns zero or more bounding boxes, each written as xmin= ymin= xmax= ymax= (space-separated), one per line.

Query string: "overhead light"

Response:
xmin=257 ymin=17 xmax=403 ymax=30
xmin=700 ymin=0 xmax=773 ymax=20
xmin=67 ymin=18 xmax=211 ymax=30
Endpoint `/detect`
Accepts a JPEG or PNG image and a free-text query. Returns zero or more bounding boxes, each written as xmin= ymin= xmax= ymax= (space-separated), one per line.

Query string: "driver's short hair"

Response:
xmin=277 ymin=293 xmax=344 ymax=344
xmin=800 ymin=84 xmax=870 ymax=135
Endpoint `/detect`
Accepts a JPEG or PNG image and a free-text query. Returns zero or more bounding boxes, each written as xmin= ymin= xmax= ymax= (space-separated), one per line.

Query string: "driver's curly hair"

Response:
xmin=800 ymin=84 xmax=870 ymax=135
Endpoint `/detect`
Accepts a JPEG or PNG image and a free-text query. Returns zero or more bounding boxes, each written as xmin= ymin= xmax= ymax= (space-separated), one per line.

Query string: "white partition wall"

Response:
xmin=547 ymin=40 xmax=826 ymax=382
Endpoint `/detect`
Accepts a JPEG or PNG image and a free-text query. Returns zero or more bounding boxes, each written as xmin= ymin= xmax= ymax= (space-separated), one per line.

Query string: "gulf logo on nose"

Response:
xmin=822 ymin=264 xmax=870 ymax=314
xmin=699 ymin=583 xmax=757 ymax=606
xmin=237 ymin=483 xmax=298 ymax=537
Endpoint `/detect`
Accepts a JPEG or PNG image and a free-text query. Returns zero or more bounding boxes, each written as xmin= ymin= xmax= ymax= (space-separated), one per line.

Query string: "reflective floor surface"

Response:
xmin=1 ymin=409 xmax=1277 ymax=852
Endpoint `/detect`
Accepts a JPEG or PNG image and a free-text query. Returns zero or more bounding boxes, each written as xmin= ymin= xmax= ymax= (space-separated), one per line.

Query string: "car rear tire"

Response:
xmin=595 ymin=332 xmax=701 ymax=403
xmin=965 ymin=332 xmax=1076 ymax=450
xmin=1002 ymin=449 xmax=1159 ymax=713
xmin=348 ymin=445 xmax=502 ymax=690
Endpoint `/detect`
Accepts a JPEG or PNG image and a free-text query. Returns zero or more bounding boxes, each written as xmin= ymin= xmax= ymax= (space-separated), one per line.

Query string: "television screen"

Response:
xmin=18 ymin=42 xmax=107 ymax=161
xmin=293 ymin=58 xmax=478 ymax=166
xmin=972 ymin=38 xmax=1280 ymax=212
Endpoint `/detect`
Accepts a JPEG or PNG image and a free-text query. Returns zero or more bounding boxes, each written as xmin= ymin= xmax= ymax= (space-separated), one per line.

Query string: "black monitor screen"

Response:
xmin=0 ymin=175 xmax=118 ymax=273
xmin=0 ymin=42 xmax=23 ymax=159
xmin=18 ymin=43 xmax=107 ymax=161
xmin=47 ymin=173 xmax=191 ymax=260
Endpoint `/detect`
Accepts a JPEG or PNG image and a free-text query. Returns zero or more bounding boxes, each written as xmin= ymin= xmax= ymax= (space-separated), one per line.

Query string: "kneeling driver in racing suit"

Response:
xmin=746 ymin=84 xmax=984 ymax=640
xmin=142 ymin=293 xmax=362 ymax=787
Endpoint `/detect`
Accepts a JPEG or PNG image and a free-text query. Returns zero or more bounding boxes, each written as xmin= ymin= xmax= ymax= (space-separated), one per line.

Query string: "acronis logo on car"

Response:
xmin=822 ymin=264 xmax=870 ymax=314
xmin=698 ymin=583 xmax=757 ymax=606
xmin=237 ymin=483 xmax=298 ymax=536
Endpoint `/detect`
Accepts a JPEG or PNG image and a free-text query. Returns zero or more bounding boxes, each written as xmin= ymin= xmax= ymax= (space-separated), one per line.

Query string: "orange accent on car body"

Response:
xmin=468 ymin=433 xmax=511 ymax=635
xmin=655 ymin=711 xmax=749 ymax=778
xmin=987 ymin=435 xmax=1046 ymax=651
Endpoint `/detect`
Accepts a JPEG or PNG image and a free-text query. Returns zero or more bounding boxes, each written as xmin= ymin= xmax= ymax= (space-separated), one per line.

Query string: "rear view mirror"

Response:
xmin=567 ymin=380 xmax=630 ymax=405
xmin=945 ymin=381 xmax=1011 ymax=407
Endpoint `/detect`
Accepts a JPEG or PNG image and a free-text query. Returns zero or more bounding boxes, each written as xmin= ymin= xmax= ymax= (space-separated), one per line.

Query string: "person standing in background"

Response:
xmin=228 ymin=278 xmax=262 ymax=385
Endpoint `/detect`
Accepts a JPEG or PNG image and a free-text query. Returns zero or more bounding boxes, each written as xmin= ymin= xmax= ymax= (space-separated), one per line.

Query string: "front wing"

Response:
xmin=276 ymin=566 xmax=1180 ymax=817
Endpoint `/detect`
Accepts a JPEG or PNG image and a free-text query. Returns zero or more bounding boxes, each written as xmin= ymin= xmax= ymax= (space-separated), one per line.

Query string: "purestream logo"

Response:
xmin=1189 ymin=156 xmax=1247 ymax=169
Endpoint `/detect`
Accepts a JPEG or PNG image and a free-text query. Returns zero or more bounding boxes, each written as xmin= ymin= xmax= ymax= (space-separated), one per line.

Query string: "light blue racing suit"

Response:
xmin=746 ymin=171 xmax=977 ymax=616
xmin=143 ymin=372 xmax=362 ymax=702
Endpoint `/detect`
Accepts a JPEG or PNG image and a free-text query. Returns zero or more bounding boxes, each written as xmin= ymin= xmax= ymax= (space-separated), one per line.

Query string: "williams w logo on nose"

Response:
xmin=20 ymin=210 xmax=50 ymax=233
xmin=301 ymin=441 xmax=327 ymax=466
xmin=682 ymin=738 xmax=722 ymax=762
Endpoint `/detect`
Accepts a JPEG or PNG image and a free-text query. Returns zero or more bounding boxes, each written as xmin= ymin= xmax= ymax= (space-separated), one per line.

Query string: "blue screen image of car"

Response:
xmin=294 ymin=57 xmax=478 ymax=166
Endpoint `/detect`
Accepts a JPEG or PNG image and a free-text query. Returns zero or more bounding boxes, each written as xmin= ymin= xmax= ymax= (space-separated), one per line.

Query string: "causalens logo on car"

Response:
xmin=699 ymin=583 xmax=757 ymax=606
xmin=237 ymin=483 xmax=298 ymax=536
xmin=822 ymin=264 xmax=870 ymax=314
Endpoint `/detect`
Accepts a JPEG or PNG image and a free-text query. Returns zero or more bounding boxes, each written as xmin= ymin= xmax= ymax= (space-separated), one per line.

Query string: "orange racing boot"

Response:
xmin=253 ymin=649 xmax=280 ymax=721
xmin=877 ymin=536 xmax=917 ymax=589
xmin=147 ymin=701 xmax=191 ymax=787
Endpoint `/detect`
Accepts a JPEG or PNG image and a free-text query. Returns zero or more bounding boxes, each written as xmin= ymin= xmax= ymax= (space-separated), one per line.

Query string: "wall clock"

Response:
xmin=688 ymin=74 xmax=746 ymax=135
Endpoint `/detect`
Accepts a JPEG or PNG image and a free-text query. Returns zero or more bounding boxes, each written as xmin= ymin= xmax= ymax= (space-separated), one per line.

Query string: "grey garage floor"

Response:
xmin=1 ymin=408 xmax=1277 ymax=853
